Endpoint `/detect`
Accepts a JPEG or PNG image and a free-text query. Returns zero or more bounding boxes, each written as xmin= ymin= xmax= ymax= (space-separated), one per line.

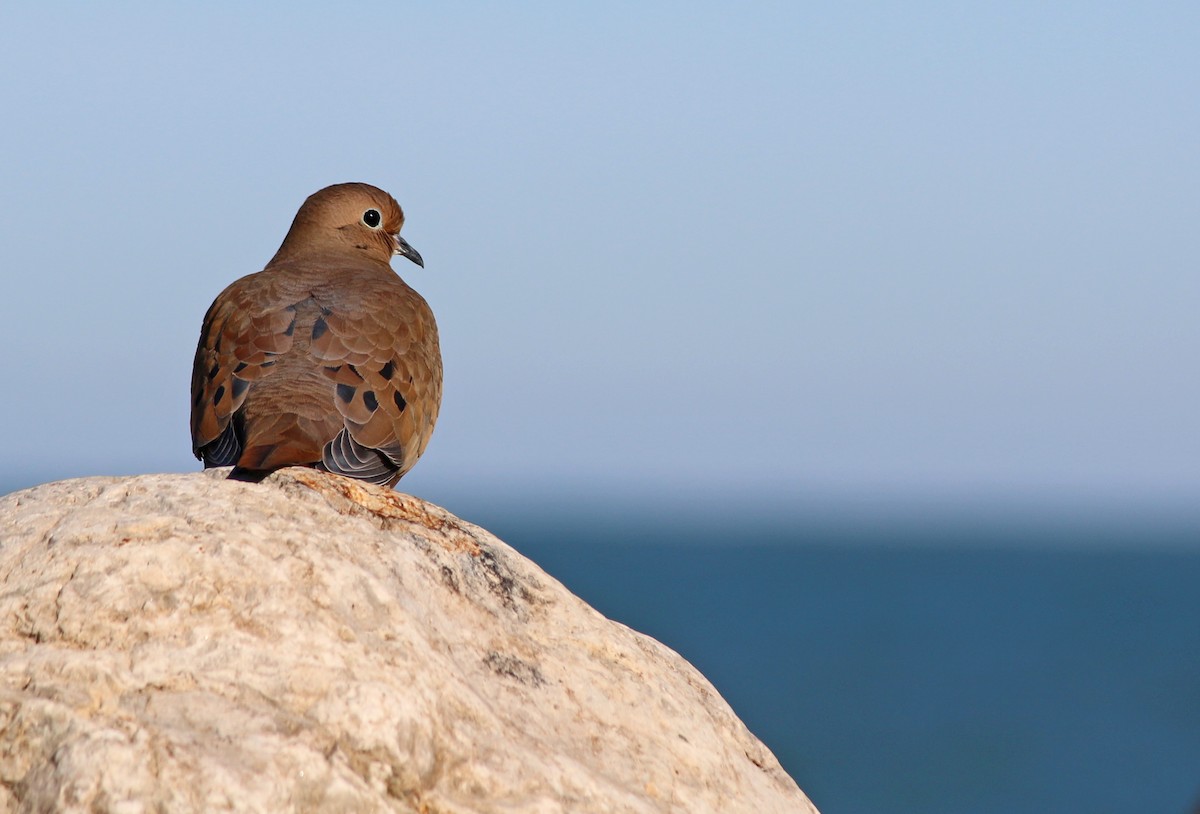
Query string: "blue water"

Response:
xmin=467 ymin=509 xmax=1200 ymax=814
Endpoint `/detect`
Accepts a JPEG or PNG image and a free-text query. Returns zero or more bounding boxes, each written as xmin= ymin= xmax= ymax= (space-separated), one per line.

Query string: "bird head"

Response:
xmin=271 ymin=182 xmax=424 ymax=268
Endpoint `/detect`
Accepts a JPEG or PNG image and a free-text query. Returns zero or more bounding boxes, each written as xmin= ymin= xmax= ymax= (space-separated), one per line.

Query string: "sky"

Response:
xmin=1 ymin=3 xmax=1198 ymax=521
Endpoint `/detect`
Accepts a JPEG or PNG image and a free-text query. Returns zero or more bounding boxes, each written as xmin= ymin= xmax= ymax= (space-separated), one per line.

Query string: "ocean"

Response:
xmin=466 ymin=504 xmax=1200 ymax=814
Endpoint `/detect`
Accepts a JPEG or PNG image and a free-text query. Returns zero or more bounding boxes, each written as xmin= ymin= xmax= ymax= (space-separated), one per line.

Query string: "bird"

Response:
xmin=190 ymin=182 xmax=441 ymax=487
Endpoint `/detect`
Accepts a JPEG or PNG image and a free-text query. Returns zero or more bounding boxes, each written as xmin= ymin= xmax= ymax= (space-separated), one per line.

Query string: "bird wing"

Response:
xmin=307 ymin=280 xmax=442 ymax=481
xmin=190 ymin=275 xmax=298 ymax=465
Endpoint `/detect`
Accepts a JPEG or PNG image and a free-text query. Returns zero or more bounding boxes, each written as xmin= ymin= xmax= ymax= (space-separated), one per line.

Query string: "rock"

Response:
xmin=0 ymin=469 xmax=818 ymax=813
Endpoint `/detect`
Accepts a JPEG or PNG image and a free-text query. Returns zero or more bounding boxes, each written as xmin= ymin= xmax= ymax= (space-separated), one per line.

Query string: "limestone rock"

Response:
xmin=0 ymin=469 xmax=817 ymax=813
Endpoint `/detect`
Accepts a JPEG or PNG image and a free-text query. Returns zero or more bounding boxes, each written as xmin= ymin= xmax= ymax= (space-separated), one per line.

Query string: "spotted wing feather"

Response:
xmin=190 ymin=276 xmax=296 ymax=465
xmin=309 ymin=279 xmax=442 ymax=484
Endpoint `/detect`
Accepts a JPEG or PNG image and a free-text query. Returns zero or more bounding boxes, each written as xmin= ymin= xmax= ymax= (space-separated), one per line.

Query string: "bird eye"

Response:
xmin=362 ymin=209 xmax=382 ymax=229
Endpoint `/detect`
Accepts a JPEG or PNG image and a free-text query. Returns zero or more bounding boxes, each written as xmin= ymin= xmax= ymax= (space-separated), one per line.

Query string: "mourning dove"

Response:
xmin=190 ymin=182 xmax=441 ymax=487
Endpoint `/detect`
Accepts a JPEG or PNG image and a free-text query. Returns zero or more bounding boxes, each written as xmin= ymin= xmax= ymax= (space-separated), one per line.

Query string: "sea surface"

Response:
xmin=465 ymin=504 xmax=1200 ymax=814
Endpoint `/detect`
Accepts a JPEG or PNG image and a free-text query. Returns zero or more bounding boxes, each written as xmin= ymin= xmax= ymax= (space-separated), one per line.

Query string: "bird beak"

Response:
xmin=393 ymin=234 xmax=424 ymax=268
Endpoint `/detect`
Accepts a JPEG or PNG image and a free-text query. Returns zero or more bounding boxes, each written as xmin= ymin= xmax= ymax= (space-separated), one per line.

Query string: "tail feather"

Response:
xmin=321 ymin=427 xmax=398 ymax=486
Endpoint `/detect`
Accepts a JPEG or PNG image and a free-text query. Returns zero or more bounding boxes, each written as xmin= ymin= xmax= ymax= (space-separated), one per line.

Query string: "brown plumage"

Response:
xmin=190 ymin=182 xmax=441 ymax=487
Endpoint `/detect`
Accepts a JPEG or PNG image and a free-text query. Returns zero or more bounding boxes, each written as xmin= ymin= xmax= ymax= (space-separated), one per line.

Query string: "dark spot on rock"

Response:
xmin=363 ymin=390 xmax=378 ymax=412
xmin=312 ymin=317 xmax=328 ymax=340
xmin=192 ymin=388 xmax=204 ymax=408
xmin=284 ymin=316 xmax=296 ymax=337
xmin=379 ymin=360 xmax=395 ymax=379
xmin=483 ymin=652 xmax=545 ymax=687
xmin=476 ymin=546 xmax=517 ymax=610
xmin=325 ymin=365 xmax=342 ymax=374
xmin=347 ymin=364 xmax=363 ymax=380
xmin=393 ymin=392 xmax=407 ymax=412
xmin=213 ymin=385 xmax=226 ymax=405
xmin=336 ymin=383 xmax=355 ymax=403
xmin=234 ymin=362 xmax=248 ymax=373
xmin=231 ymin=378 xmax=249 ymax=399
xmin=207 ymin=362 xmax=219 ymax=380
xmin=440 ymin=566 xmax=460 ymax=594
xmin=260 ymin=359 xmax=276 ymax=368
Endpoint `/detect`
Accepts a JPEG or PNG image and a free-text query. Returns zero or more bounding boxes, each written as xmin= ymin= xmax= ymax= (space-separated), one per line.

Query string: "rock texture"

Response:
xmin=0 ymin=469 xmax=817 ymax=813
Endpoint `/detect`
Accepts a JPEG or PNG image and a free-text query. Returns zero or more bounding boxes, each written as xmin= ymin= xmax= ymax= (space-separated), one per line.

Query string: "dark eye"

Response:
xmin=362 ymin=209 xmax=382 ymax=228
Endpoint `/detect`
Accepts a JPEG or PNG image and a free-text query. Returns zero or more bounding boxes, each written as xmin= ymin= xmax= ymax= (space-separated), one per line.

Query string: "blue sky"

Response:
xmin=1 ymin=4 xmax=1197 ymax=516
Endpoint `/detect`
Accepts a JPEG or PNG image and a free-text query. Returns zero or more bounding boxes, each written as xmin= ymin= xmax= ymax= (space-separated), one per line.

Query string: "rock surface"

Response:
xmin=0 ymin=469 xmax=817 ymax=813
